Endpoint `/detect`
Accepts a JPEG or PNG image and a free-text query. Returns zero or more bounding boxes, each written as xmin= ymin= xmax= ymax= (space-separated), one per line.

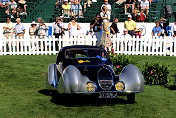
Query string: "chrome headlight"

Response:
xmin=87 ymin=81 xmax=97 ymax=92
xmin=115 ymin=81 xmax=125 ymax=91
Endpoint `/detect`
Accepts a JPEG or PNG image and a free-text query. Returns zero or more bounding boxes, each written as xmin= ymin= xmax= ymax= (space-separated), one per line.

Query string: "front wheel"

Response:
xmin=127 ymin=93 xmax=135 ymax=104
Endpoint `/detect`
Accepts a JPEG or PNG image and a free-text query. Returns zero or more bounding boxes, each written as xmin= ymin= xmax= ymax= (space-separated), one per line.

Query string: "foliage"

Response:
xmin=111 ymin=55 xmax=136 ymax=75
xmin=142 ymin=62 xmax=169 ymax=85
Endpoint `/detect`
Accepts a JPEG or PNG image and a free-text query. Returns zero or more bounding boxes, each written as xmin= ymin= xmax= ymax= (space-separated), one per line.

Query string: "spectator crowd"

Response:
xmin=2 ymin=0 xmax=176 ymax=52
xmin=0 ymin=0 xmax=27 ymax=19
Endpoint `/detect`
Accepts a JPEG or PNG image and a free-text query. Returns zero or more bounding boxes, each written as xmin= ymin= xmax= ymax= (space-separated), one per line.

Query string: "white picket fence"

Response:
xmin=0 ymin=35 xmax=176 ymax=56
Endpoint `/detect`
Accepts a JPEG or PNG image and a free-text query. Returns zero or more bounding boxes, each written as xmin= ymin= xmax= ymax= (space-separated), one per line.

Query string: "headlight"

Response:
xmin=87 ymin=81 xmax=97 ymax=92
xmin=115 ymin=81 xmax=125 ymax=91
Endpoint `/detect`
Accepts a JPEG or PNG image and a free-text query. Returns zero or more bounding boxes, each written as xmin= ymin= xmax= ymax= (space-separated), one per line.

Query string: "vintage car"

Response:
xmin=46 ymin=45 xmax=144 ymax=103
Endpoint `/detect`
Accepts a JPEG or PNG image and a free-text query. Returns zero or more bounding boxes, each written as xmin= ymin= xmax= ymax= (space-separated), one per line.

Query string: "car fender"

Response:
xmin=119 ymin=64 xmax=144 ymax=92
xmin=46 ymin=64 xmax=58 ymax=88
xmin=62 ymin=65 xmax=90 ymax=93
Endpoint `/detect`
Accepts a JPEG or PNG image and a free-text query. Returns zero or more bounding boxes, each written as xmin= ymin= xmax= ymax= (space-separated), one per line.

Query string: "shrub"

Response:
xmin=173 ymin=73 xmax=176 ymax=86
xmin=142 ymin=62 xmax=169 ymax=85
xmin=111 ymin=55 xmax=136 ymax=75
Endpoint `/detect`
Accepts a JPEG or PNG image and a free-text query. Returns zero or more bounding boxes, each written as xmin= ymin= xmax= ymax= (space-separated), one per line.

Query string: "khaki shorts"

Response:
xmin=15 ymin=33 xmax=24 ymax=39
xmin=103 ymin=22 xmax=110 ymax=32
xmin=4 ymin=33 xmax=13 ymax=39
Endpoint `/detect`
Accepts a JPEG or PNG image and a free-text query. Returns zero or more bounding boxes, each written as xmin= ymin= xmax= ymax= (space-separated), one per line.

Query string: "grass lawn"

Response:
xmin=0 ymin=55 xmax=176 ymax=118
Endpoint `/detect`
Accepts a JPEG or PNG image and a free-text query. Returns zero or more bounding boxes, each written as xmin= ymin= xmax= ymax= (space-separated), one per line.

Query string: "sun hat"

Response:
xmin=31 ymin=21 xmax=37 ymax=25
xmin=40 ymin=19 xmax=45 ymax=23
xmin=127 ymin=14 xmax=132 ymax=18
xmin=37 ymin=17 xmax=42 ymax=20
xmin=16 ymin=18 xmax=21 ymax=21
xmin=19 ymin=0 xmax=26 ymax=4
xmin=124 ymin=28 xmax=128 ymax=32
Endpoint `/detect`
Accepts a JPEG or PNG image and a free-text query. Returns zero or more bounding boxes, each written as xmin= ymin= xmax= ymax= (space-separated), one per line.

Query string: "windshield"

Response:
xmin=65 ymin=48 xmax=109 ymax=60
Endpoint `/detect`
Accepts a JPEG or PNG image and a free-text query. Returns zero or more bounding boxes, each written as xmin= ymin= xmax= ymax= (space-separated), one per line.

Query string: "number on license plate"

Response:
xmin=99 ymin=93 xmax=118 ymax=98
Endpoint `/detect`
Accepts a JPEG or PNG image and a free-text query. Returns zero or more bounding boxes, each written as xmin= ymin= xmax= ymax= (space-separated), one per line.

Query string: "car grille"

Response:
xmin=97 ymin=68 xmax=113 ymax=90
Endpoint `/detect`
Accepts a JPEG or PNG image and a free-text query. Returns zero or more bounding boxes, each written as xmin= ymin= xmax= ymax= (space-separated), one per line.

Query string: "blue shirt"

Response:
xmin=15 ymin=23 xmax=25 ymax=34
xmin=152 ymin=26 xmax=161 ymax=37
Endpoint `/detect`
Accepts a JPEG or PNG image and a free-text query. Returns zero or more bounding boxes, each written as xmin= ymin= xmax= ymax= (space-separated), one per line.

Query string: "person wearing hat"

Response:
xmin=62 ymin=0 xmax=71 ymax=17
xmin=29 ymin=21 xmax=37 ymax=38
xmin=124 ymin=14 xmax=136 ymax=37
xmin=36 ymin=19 xmax=49 ymax=39
xmin=37 ymin=17 xmax=42 ymax=23
xmin=134 ymin=28 xmax=141 ymax=38
xmin=17 ymin=0 xmax=27 ymax=17
xmin=14 ymin=18 xmax=25 ymax=39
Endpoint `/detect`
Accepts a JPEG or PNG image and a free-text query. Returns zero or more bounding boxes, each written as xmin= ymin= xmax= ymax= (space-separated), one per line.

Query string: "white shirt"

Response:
xmin=92 ymin=0 xmax=97 ymax=2
xmin=172 ymin=23 xmax=176 ymax=31
xmin=120 ymin=34 xmax=132 ymax=39
xmin=15 ymin=23 xmax=25 ymax=34
xmin=100 ymin=11 xmax=110 ymax=22
xmin=9 ymin=1 xmax=17 ymax=9
xmin=141 ymin=0 xmax=149 ymax=8
xmin=101 ymin=4 xmax=111 ymax=11
xmin=69 ymin=22 xmax=78 ymax=36
xmin=53 ymin=22 xmax=64 ymax=33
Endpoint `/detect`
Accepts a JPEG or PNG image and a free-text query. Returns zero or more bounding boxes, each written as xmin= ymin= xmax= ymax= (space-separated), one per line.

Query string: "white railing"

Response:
xmin=0 ymin=35 xmax=176 ymax=56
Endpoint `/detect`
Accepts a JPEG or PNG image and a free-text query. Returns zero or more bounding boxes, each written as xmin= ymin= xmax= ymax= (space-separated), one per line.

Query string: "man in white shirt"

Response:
xmin=15 ymin=18 xmax=25 ymax=39
xmin=101 ymin=0 xmax=111 ymax=13
xmin=121 ymin=28 xmax=132 ymax=39
xmin=141 ymin=0 xmax=149 ymax=15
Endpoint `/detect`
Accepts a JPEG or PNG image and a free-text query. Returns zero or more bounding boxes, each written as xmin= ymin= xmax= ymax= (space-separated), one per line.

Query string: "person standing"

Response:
xmin=172 ymin=20 xmax=176 ymax=37
xmin=124 ymin=14 xmax=136 ymax=37
xmin=152 ymin=20 xmax=161 ymax=38
xmin=53 ymin=17 xmax=65 ymax=51
xmin=110 ymin=18 xmax=119 ymax=35
xmin=29 ymin=21 xmax=37 ymax=38
xmin=3 ymin=17 xmax=14 ymax=39
xmin=101 ymin=0 xmax=111 ymax=13
xmin=159 ymin=17 xmax=169 ymax=37
xmin=70 ymin=0 xmax=83 ymax=17
xmin=53 ymin=17 xmax=64 ymax=38
xmin=62 ymin=0 xmax=71 ymax=17
xmin=67 ymin=17 xmax=80 ymax=37
xmin=90 ymin=14 xmax=102 ymax=46
xmin=36 ymin=19 xmax=49 ymax=39
xmin=100 ymin=6 xmax=110 ymax=32
xmin=14 ymin=18 xmax=25 ymax=39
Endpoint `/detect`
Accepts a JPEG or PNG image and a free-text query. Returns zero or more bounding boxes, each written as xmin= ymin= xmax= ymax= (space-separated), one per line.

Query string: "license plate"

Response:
xmin=99 ymin=93 xmax=118 ymax=98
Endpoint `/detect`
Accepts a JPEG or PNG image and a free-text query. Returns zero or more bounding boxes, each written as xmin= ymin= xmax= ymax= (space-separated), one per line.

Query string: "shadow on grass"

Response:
xmin=39 ymin=89 xmax=131 ymax=106
xmin=166 ymin=85 xmax=176 ymax=90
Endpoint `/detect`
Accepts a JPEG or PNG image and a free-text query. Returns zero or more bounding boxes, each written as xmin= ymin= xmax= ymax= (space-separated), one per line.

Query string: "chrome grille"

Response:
xmin=98 ymin=68 xmax=113 ymax=90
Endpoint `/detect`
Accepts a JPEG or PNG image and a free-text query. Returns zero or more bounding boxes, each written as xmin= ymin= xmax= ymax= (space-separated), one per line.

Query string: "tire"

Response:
xmin=127 ymin=93 xmax=135 ymax=104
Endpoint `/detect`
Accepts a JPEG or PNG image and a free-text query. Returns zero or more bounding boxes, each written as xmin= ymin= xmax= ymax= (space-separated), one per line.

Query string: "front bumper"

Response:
xmin=72 ymin=91 xmax=144 ymax=94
